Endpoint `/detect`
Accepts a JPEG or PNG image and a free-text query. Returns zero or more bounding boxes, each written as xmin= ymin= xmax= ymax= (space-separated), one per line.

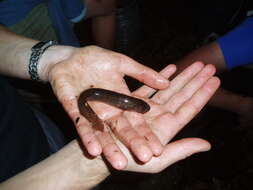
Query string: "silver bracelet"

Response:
xmin=29 ymin=40 xmax=58 ymax=81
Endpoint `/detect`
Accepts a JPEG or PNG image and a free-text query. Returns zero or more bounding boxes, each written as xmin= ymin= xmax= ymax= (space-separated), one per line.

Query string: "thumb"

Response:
xmin=119 ymin=54 xmax=170 ymax=89
xmin=125 ymin=138 xmax=211 ymax=173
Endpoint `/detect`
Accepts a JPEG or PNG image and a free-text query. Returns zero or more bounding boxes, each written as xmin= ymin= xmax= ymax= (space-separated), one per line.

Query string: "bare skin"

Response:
xmin=84 ymin=0 xmax=116 ymax=49
xmin=0 ymin=24 xmax=221 ymax=172
xmin=48 ymin=46 xmax=171 ymax=168
xmin=0 ymin=62 xmax=220 ymax=190
xmin=174 ymin=42 xmax=226 ymax=74
xmin=0 ymin=25 xmax=170 ymax=169
xmin=97 ymin=62 xmax=220 ymax=169
xmin=175 ymin=41 xmax=253 ymax=124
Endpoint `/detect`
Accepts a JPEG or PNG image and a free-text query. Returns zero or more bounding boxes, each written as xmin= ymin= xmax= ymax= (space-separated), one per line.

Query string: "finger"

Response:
xmin=61 ymin=96 xmax=102 ymax=156
xmin=152 ymin=61 xmax=204 ymax=104
xmin=126 ymin=138 xmax=211 ymax=173
xmin=119 ymin=54 xmax=170 ymax=89
xmin=106 ymin=115 xmax=153 ymax=162
xmin=173 ymin=77 xmax=220 ymax=131
xmin=133 ymin=64 xmax=177 ymax=98
xmin=154 ymin=138 xmax=211 ymax=173
xmin=50 ymin=76 xmax=104 ymax=156
xmin=133 ymin=120 xmax=164 ymax=156
xmin=164 ymin=64 xmax=216 ymax=113
xmin=124 ymin=112 xmax=164 ymax=156
xmin=95 ymin=130 xmax=128 ymax=170
xmin=152 ymin=77 xmax=220 ymax=144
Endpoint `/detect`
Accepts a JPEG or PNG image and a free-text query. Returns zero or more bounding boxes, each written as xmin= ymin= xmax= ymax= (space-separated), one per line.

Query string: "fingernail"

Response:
xmin=114 ymin=160 xmax=127 ymax=170
xmin=156 ymin=77 xmax=169 ymax=87
xmin=89 ymin=145 xmax=102 ymax=156
xmin=139 ymin=147 xmax=152 ymax=162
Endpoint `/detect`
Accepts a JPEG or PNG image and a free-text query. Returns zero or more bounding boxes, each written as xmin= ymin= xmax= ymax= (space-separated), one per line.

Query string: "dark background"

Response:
xmin=16 ymin=0 xmax=253 ymax=189
xmin=87 ymin=0 xmax=253 ymax=189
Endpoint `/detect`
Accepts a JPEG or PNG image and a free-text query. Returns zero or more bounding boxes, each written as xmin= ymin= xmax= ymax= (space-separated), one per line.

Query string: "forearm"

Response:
xmin=175 ymin=41 xmax=252 ymax=114
xmin=0 ymin=140 xmax=110 ymax=190
xmin=0 ymin=25 xmax=74 ymax=81
xmin=208 ymin=87 xmax=252 ymax=114
xmin=175 ymin=41 xmax=226 ymax=75
xmin=92 ymin=13 xmax=116 ymax=49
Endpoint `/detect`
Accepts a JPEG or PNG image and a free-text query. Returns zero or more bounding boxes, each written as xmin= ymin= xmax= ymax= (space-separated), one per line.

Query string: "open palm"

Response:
xmin=98 ymin=62 xmax=220 ymax=172
xmin=48 ymin=46 xmax=170 ymax=169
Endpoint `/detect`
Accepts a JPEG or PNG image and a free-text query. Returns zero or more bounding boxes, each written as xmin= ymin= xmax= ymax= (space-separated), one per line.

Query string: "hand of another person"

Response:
xmin=0 ymin=62 xmax=219 ymax=190
xmin=47 ymin=45 xmax=170 ymax=169
xmin=97 ymin=62 xmax=220 ymax=173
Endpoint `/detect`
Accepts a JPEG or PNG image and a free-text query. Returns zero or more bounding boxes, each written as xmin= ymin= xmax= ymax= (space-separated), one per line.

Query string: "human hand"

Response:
xmin=1 ymin=62 xmax=217 ymax=190
xmin=96 ymin=62 xmax=220 ymax=173
xmin=47 ymin=45 xmax=170 ymax=169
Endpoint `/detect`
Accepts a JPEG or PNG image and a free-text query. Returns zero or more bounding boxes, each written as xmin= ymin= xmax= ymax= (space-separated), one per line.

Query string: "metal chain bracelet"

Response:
xmin=29 ymin=40 xmax=58 ymax=81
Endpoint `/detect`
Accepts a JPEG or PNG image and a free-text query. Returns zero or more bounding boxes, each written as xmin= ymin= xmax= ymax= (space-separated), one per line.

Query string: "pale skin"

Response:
xmin=0 ymin=25 xmax=169 ymax=169
xmin=0 ymin=62 xmax=220 ymax=190
xmin=84 ymin=0 xmax=253 ymax=122
xmin=82 ymin=0 xmax=253 ymax=124
xmin=48 ymin=46 xmax=170 ymax=168
xmin=174 ymin=41 xmax=253 ymax=124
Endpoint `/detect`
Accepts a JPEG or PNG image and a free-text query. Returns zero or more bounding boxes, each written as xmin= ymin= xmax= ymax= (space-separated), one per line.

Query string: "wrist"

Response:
xmin=38 ymin=45 xmax=76 ymax=82
xmin=0 ymin=140 xmax=110 ymax=190
xmin=69 ymin=140 xmax=111 ymax=189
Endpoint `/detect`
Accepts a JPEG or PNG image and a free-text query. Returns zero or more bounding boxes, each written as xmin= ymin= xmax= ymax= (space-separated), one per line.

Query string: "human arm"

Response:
xmin=0 ymin=140 xmax=109 ymax=190
xmin=0 ymin=62 xmax=220 ymax=190
xmin=91 ymin=13 xmax=116 ymax=49
xmin=174 ymin=41 xmax=226 ymax=75
xmin=174 ymin=43 xmax=244 ymax=113
xmin=84 ymin=0 xmax=116 ymax=49
xmin=175 ymin=17 xmax=253 ymax=74
xmin=0 ymin=25 xmax=170 ymax=169
xmin=174 ymin=17 xmax=253 ymax=124
xmin=0 ymin=24 xmax=75 ymax=80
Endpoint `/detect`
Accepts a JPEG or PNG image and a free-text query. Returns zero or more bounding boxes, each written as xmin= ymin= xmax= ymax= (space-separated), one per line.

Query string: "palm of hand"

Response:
xmin=47 ymin=45 xmax=220 ymax=172
xmin=48 ymin=46 xmax=171 ymax=169
xmin=117 ymin=62 xmax=220 ymax=173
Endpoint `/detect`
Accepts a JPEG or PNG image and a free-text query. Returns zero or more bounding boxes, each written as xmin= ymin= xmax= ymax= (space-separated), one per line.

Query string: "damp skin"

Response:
xmin=78 ymin=88 xmax=150 ymax=131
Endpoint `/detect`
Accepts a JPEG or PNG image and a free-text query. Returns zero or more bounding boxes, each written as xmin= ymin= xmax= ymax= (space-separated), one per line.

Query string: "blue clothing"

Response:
xmin=0 ymin=76 xmax=65 ymax=182
xmin=0 ymin=0 xmax=87 ymax=46
xmin=46 ymin=0 xmax=86 ymax=46
xmin=218 ymin=17 xmax=253 ymax=69
xmin=0 ymin=76 xmax=50 ymax=182
xmin=0 ymin=0 xmax=43 ymax=26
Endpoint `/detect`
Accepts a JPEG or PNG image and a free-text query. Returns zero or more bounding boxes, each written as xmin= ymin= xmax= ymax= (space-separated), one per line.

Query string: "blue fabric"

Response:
xmin=218 ymin=17 xmax=253 ymax=69
xmin=61 ymin=0 xmax=85 ymax=21
xmin=46 ymin=0 xmax=84 ymax=46
xmin=0 ymin=0 xmax=43 ymax=26
xmin=70 ymin=8 xmax=87 ymax=23
xmin=0 ymin=0 xmax=85 ymax=46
